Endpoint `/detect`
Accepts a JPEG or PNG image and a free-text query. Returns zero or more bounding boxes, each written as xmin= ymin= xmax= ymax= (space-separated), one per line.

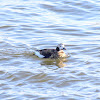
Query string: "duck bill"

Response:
xmin=63 ymin=48 xmax=66 ymax=50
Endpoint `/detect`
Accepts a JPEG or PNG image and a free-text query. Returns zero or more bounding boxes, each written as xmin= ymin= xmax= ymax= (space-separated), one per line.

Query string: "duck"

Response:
xmin=34 ymin=43 xmax=67 ymax=59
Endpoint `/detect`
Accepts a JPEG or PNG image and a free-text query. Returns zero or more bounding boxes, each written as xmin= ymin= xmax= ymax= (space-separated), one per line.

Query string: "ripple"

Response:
xmin=0 ymin=25 xmax=15 ymax=29
xmin=40 ymin=2 xmax=88 ymax=16
xmin=0 ymin=71 xmax=5 ymax=75
xmin=0 ymin=0 xmax=100 ymax=99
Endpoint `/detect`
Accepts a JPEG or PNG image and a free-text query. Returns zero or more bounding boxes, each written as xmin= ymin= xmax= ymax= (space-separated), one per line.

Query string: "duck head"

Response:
xmin=56 ymin=43 xmax=66 ymax=51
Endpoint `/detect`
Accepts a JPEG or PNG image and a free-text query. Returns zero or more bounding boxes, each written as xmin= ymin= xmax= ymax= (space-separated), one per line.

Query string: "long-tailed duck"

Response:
xmin=34 ymin=43 xmax=67 ymax=58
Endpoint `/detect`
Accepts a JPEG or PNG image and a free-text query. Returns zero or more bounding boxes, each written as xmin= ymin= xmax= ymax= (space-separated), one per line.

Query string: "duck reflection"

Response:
xmin=41 ymin=58 xmax=67 ymax=68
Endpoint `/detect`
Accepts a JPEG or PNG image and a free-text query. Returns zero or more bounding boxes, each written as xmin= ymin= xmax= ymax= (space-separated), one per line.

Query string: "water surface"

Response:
xmin=0 ymin=0 xmax=100 ymax=100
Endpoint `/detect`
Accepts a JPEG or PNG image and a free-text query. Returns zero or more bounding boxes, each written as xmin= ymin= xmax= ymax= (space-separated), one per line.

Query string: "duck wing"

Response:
xmin=38 ymin=49 xmax=57 ymax=58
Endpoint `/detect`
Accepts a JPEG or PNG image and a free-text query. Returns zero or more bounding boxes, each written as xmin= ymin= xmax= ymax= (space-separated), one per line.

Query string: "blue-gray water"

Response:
xmin=0 ymin=0 xmax=100 ymax=100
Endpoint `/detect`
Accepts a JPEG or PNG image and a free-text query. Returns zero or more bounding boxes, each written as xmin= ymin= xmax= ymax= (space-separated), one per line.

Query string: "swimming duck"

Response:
xmin=34 ymin=43 xmax=67 ymax=58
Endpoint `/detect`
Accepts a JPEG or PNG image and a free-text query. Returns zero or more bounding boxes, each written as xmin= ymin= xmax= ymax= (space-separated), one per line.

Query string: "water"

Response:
xmin=0 ymin=0 xmax=100 ymax=99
